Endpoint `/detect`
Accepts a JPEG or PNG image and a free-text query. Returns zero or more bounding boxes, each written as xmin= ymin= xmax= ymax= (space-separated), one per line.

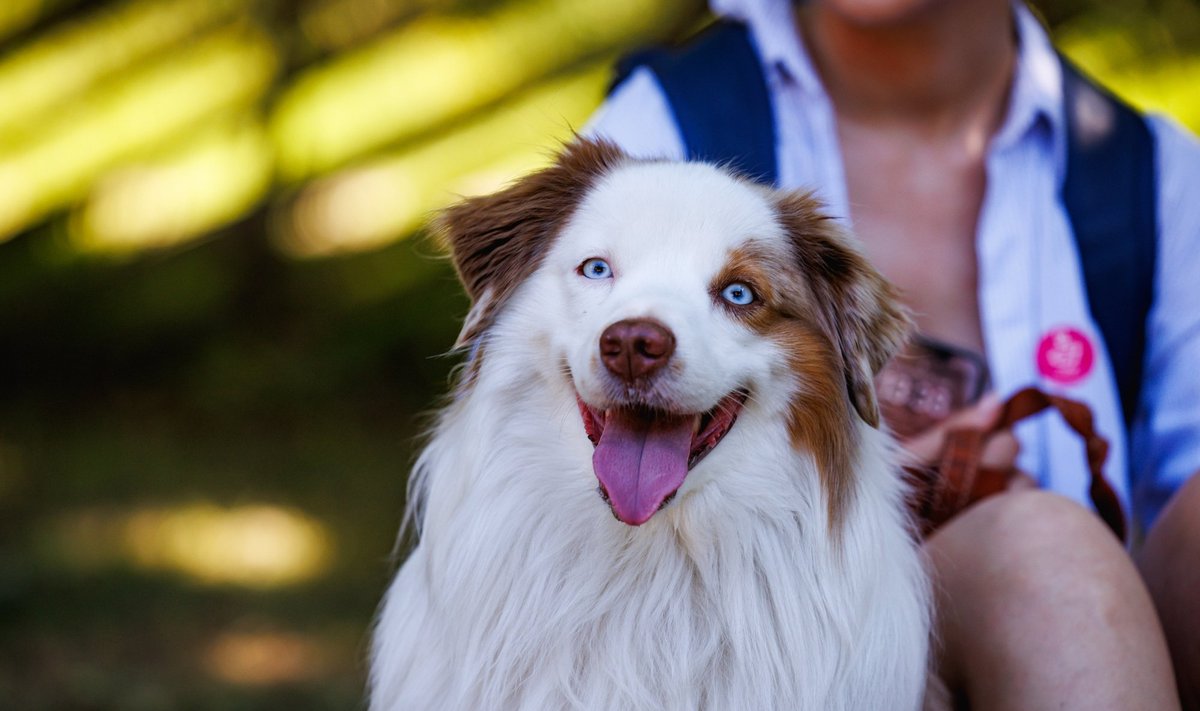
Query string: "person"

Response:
xmin=588 ymin=0 xmax=1200 ymax=708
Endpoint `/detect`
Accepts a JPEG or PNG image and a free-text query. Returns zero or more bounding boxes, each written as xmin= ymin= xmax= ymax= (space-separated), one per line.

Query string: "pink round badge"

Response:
xmin=1036 ymin=327 xmax=1095 ymax=384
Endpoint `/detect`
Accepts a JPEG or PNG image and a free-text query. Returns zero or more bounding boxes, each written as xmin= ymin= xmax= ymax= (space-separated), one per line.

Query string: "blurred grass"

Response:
xmin=0 ymin=0 xmax=1197 ymax=708
xmin=0 ymin=220 xmax=464 ymax=708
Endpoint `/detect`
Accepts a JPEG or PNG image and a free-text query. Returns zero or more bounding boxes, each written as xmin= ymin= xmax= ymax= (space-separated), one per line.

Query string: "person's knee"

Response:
xmin=928 ymin=490 xmax=1140 ymax=620
xmin=927 ymin=490 xmax=1178 ymax=708
xmin=1140 ymin=474 xmax=1200 ymax=600
xmin=931 ymin=490 xmax=1124 ymax=566
xmin=1139 ymin=474 xmax=1200 ymax=709
xmin=1142 ymin=472 xmax=1200 ymax=561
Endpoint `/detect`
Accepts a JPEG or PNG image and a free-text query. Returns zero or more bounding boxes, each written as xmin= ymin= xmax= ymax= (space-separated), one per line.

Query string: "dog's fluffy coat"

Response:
xmin=371 ymin=140 xmax=930 ymax=710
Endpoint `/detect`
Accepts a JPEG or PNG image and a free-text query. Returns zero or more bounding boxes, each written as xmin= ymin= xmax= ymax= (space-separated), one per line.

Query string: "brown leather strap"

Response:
xmin=905 ymin=432 xmax=1016 ymax=538
xmin=907 ymin=387 xmax=1126 ymax=542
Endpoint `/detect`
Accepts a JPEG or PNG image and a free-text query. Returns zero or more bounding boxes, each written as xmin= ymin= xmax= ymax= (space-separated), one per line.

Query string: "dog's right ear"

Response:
xmin=434 ymin=138 xmax=627 ymax=349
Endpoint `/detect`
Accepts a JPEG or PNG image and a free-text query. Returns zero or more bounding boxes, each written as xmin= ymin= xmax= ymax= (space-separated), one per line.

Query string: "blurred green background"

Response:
xmin=0 ymin=0 xmax=1195 ymax=708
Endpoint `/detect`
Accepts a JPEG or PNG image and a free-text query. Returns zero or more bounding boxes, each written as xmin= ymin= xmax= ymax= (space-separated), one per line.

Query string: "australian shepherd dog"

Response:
xmin=370 ymin=139 xmax=930 ymax=710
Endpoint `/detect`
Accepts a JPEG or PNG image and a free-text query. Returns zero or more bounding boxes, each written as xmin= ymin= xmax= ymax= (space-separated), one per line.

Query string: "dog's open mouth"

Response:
xmin=576 ymin=391 xmax=748 ymax=526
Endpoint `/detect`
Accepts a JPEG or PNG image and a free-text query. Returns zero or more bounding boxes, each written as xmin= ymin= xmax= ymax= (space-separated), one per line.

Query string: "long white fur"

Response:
xmin=371 ymin=160 xmax=930 ymax=710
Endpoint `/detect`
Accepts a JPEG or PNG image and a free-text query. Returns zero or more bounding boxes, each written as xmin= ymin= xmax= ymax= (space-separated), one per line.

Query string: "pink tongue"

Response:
xmin=593 ymin=409 xmax=695 ymax=526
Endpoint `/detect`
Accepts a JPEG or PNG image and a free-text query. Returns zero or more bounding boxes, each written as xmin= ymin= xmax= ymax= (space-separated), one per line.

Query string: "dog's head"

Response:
xmin=436 ymin=139 xmax=909 ymax=527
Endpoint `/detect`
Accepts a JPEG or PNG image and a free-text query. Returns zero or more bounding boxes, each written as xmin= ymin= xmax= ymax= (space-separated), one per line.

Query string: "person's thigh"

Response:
xmin=924 ymin=490 xmax=1179 ymax=711
xmin=1139 ymin=472 xmax=1200 ymax=711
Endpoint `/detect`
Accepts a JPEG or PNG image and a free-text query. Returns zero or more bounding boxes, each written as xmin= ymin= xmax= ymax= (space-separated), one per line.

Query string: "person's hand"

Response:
xmin=897 ymin=393 xmax=1035 ymax=490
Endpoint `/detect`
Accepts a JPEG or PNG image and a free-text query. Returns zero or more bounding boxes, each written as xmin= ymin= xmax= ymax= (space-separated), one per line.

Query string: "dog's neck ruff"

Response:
xmin=372 ymin=373 xmax=927 ymax=711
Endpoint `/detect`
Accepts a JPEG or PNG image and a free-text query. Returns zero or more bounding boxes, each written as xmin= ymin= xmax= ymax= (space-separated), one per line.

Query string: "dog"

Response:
xmin=370 ymin=138 xmax=930 ymax=710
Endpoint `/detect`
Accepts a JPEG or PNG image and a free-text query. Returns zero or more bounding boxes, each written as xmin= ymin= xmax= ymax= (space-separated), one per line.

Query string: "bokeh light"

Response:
xmin=73 ymin=117 xmax=274 ymax=254
xmin=0 ymin=22 xmax=278 ymax=242
xmin=45 ymin=503 xmax=334 ymax=587
xmin=278 ymin=61 xmax=611 ymax=257
xmin=204 ymin=630 xmax=330 ymax=686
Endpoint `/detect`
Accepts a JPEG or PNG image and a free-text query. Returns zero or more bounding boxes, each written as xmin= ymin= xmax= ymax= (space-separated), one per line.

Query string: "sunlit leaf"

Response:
xmin=277 ymin=61 xmax=611 ymax=257
xmin=0 ymin=24 xmax=278 ymax=242
xmin=71 ymin=117 xmax=274 ymax=255
xmin=270 ymin=0 xmax=701 ymax=180
xmin=0 ymin=0 xmax=247 ymax=144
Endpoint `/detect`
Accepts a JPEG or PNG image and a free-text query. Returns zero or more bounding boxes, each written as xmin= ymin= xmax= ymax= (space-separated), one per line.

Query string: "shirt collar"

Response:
xmin=996 ymin=3 xmax=1066 ymax=162
xmin=711 ymin=0 xmax=1067 ymax=161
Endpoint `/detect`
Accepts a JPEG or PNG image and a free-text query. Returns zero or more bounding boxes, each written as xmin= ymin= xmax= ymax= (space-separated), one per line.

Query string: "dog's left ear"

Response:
xmin=776 ymin=192 xmax=912 ymax=428
xmin=434 ymin=138 xmax=627 ymax=349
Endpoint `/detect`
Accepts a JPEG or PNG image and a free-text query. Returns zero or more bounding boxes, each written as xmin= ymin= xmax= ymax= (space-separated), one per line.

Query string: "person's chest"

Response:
xmin=835 ymin=120 xmax=990 ymax=354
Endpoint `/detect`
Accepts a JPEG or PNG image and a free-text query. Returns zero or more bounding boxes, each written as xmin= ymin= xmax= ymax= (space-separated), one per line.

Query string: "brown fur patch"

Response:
xmin=713 ymin=242 xmax=860 ymax=528
xmin=435 ymin=138 xmax=628 ymax=348
xmin=714 ymin=193 xmax=910 ymax=527
xmin=772 ymin=192 xmax=911 ymax=528
xmin=772 ymin=191 xmax=912 ymax=428
xmin=780 ymin=322 xmax=860 ymax=529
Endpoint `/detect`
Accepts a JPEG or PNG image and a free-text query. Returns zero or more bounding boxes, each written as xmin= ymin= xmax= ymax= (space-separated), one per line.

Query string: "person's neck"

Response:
xmin=797 ymin=1 xmax=1016 ymax=137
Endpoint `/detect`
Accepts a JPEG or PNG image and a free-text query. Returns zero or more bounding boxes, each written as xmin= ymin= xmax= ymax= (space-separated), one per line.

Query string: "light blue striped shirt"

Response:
xmin=589 ymin=1 xmax=1200 ymax=530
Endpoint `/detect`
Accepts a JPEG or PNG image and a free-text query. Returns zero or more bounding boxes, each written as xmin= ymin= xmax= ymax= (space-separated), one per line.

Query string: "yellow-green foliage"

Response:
xmin=0 ymin=0 xmax=1193 ymax=258
xmin=1057 ymin=0 xmax=1200 ymax=130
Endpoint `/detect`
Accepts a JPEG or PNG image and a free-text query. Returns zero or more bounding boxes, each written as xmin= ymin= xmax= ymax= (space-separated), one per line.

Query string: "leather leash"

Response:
xmin=905 ymin=387 xmax=1126 ymax=542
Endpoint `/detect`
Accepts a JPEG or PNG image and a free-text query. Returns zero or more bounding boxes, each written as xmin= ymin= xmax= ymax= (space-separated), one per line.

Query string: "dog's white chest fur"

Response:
xmin=370 ymin=141 xmax=930 ymax=710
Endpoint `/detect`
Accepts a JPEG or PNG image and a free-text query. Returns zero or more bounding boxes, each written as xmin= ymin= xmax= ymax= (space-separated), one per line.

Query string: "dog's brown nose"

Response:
xmin=600 ymin=319 xmax=676 ymax=382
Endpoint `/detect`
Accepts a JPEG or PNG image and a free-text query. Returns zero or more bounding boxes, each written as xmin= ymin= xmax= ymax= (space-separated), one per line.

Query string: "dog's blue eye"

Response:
xmin=580 ymin=258 xmax=612 ymax=280
xmin=721 ymin=282 xmax=755 ymax=306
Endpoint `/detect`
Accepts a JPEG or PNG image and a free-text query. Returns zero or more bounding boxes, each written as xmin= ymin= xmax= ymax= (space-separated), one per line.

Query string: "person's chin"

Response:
xmin=810 ymin=0 xmax=944 ymax=27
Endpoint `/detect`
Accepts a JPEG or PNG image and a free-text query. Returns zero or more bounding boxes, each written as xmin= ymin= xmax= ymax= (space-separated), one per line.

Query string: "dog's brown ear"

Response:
xmin=435 ymin=138 xmax=627 ymax=348
xmin=776 ymin=192 xmax=912 ymax=428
